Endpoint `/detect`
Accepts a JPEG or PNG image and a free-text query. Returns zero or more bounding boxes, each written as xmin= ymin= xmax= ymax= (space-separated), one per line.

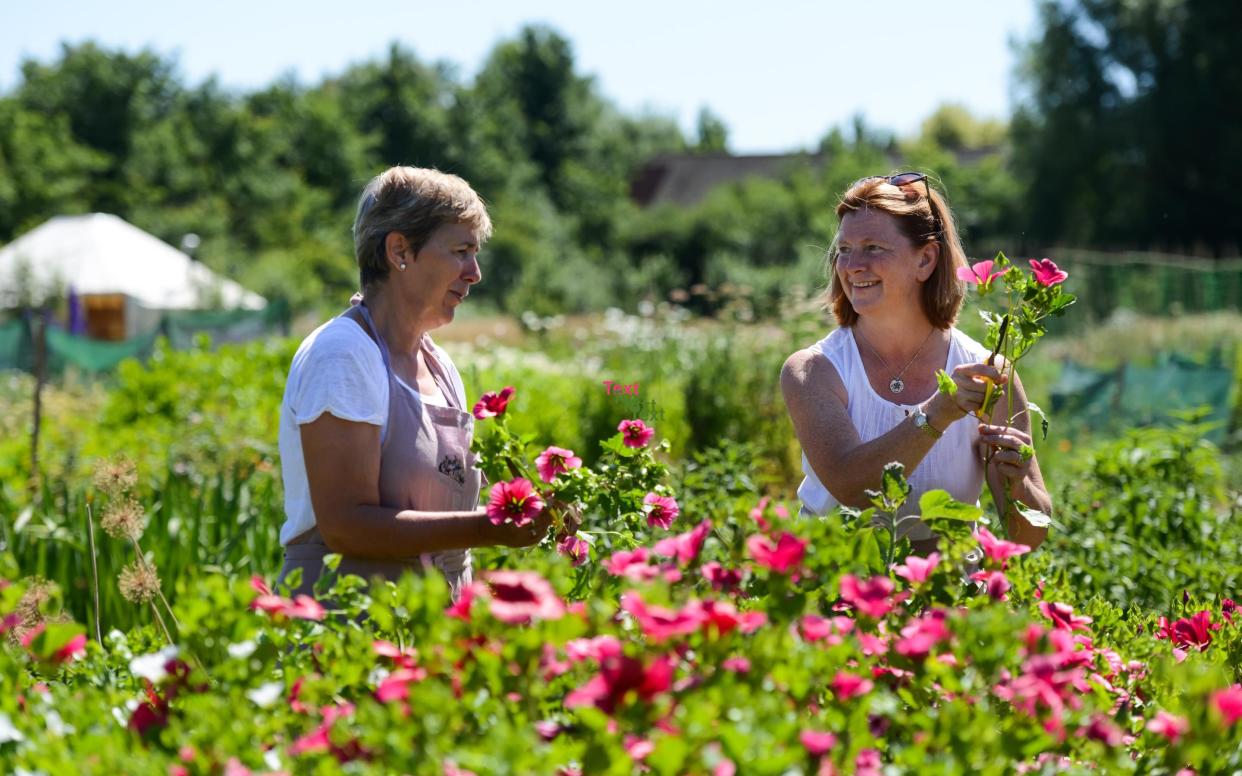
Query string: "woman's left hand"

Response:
xmin=977 ymin=424 xmax=1036 ymax=485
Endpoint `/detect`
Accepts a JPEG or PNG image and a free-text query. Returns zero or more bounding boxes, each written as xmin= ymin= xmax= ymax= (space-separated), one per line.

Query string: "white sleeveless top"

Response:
xmin=796 ymin=326 xmax=989 ymax=540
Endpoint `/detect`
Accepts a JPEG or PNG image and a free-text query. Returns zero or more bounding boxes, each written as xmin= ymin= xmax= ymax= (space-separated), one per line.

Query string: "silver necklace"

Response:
xmin=854 ymin=326 xmax=936 ymax=394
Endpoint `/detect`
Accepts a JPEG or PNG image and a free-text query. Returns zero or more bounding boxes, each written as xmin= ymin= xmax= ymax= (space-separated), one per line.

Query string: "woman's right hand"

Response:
xmin=930 ymin=362 xmax=1008 ymax=426
xmin=489 ymin=508 xmax=554 ymax=548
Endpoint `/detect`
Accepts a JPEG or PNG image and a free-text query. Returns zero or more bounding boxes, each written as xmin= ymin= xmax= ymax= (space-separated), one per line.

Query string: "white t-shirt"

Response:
xmin=277 ymin=316 xmax=467 ymax=546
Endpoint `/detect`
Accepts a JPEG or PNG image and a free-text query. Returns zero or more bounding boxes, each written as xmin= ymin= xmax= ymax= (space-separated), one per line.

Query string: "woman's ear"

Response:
xmin=384 ymin=232 xmax=414 ymax=270
xmin=917 ymin=243 xmax=940 ymax=281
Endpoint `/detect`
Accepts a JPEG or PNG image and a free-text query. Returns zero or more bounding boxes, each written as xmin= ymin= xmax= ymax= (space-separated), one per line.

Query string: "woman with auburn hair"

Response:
xmin=781 ymin=173 xmax=1051 ymax=552
xmin=276 ymin=166 xmax=551 ymax=601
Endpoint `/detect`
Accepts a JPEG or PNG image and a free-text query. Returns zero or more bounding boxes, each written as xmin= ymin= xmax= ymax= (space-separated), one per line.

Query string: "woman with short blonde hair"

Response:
xmin=276 ymin=166 xmax=547 ymax=601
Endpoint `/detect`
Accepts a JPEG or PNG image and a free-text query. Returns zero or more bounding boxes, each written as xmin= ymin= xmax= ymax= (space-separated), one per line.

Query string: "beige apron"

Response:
xmin=279 ymin=302 xmax=480 ymax=600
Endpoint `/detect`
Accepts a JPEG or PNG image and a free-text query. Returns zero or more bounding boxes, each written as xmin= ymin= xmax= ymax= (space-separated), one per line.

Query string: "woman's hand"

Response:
xmin=491 ymin=507 xmax=554 ymax=548
xmin=977 ymin=423 xmax=1035 ymax=486
xmin=929 ymin=362 xmax=1008 ymax=427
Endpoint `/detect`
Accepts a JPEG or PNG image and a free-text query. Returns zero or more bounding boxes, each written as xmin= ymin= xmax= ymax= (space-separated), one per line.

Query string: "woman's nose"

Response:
xmin=463 ymin=254 xmax=482 ymax=284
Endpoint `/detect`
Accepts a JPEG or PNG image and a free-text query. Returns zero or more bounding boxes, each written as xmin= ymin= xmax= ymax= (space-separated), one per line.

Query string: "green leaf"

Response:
xmin=881 ymin=462 xmax=910 ymax=509
xmin=281 ymin=566 xmax=303 ymax=594
xmin=322 ymin=553 xmax=342 ymax=572
xmin=28 ymin=621 xmax=85 ymax=662
xmin=1016 ymin=506 xmax=1052 ymax=528
xmin=1026 ymin=401 xmax=1050 ymax=441
xmin=918 ymin=490 xmax=983 ymax=521
xmin=935 ymin=369 xmax=957 ymax=396
xmin=1018 ymin=443 xmax=1036 ymax=461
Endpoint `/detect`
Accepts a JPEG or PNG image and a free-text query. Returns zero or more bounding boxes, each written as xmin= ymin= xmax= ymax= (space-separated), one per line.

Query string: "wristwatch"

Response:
xmin=911 ymin=407 xmax=942 ymax=439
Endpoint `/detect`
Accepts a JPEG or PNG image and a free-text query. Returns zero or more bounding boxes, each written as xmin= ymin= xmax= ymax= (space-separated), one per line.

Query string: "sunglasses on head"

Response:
xmin=852 ymin=171 xmax=943 ymax=240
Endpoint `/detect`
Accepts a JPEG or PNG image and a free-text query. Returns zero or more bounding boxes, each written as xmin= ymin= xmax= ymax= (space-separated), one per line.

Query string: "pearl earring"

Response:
xmin=399 ymin=262 xmax=407 ymax=271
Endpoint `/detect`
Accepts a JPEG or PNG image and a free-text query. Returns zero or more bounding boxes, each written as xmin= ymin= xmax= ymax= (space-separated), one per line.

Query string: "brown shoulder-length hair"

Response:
xmin=823 ymin=174 xmax=967 ymax=329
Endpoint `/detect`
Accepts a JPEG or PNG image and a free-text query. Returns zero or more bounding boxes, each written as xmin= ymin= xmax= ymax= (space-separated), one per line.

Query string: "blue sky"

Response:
xmin=1 ymin=0 xmax=1039 ymax=153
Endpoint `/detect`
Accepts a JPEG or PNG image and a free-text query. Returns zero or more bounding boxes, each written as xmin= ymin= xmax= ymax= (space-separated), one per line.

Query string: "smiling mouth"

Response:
xmin=851 ymin=280 xmax=880 ymax=288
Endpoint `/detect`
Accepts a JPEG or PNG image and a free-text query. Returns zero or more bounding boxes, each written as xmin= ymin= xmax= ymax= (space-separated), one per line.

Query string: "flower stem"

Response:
xmin=85 ymin=503 xmax=104 ymax=649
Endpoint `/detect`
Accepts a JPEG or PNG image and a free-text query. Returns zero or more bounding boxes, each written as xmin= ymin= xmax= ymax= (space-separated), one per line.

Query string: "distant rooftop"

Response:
xmin=631 ymin=147 xmax=999 ymax=208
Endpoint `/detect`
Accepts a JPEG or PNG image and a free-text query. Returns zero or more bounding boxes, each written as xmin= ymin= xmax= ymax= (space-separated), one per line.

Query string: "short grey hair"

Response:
xmin=352 ymin=167 xmax=493 ymax=292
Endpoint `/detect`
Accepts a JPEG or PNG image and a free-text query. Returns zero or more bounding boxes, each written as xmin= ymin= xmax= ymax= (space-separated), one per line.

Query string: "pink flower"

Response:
xmin=746 ymin=532 xmax=808 ymax=573
xmin=618 ymin=418 xmax=655 ymax=448
xmin=285 ymin=595 xmax=326 ymax=621
xmin=974 ymin=527 xmax=1031 ymax=565
xmin=643 ymin=493 xmax=680 ymax=529
xmin=484 ymin=570 xmax=566 ymax=624
xmin=446 ymin=581 xmax=483 ymax=620
xmin=1155 ymin=611 xmax=1219 ymax=651
xmin=1146 ymin=710 xmax=1189 ymax=743
xmin=832 ymin=671 xmax=874 ymax=700
xmin=653 ymin=520 xmax=712 ymax=566
xmin=839 ymin=574 xmax=896 ymax=619
xmin=1212 ymin=685 xmax=1242 ymax=726
xmin=800 ymin=730 xmax=837 ymax=756
xmin=625 ymin=736 xmax=655 ymax=761
xmin=855 ymin=749 xmax=882 ymax=776
xmin=472 ymin=386 xmax=515 ymax=419
xmin=894 ymin=610 xmax=950 ymax=661
xmin=957 ymin=260 xmax=1010 ymax=290
xmin=701 ymin=562 xmax=744 ymax=592
xmin=374 ymin=667 xmax=427 ymax=704
xmin=1039 ymin=602 xmax=1093 ymax=632
xmin=971 ymin=570 xmax=1011 ymax=601
xmin=565 ymin=635 xmax=623 ymax=663
xmin=557 ymin=534 xmax=590 ymax=566
xmin=893 ymin=552 xmax=940 ymax=585
xmin=535 ymin=446 xmax=582 ymax=482
xmin=1029 ymin=258 xmax=1068 ymax=287
xmin=565 ymin=653 xmax=673 ymax=714
xmin=722 ymin=656 xmax=751 ymax=673
xmin=621 ymin=592 xmax=704 ymax=642
xmin=1080 ymin=714 xmax=1124 ymax=747
xmin=486 ymin=478 xmax=545 ymax=527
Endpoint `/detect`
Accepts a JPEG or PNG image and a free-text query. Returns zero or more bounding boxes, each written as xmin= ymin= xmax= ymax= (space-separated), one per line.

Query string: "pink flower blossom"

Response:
xmin=604 ymin=547 xmax=661 ymax=581
xmin=484 ymin=570 xmax=566 ymax=625
xmin=372 ymin=639 xmax=417 ymax=668
xmin=472 ymin=386 xmax=515 ymax=419
xmin=839 ymin=574 xmax=896 ymax=619
xmin=565 ymin=635 xmax=624 ymax=664
xmin=1212 ymin=685 xmax=1242 ymax=726
xmin=446 ymin=581 xmax=483 ymax=620
xmin=1039 ymin=602 xmax=1093 ymax=632
xmin=701 ymin=562 xmax=744 ymax=591
xmin=971 ymin=570 xmax=1011 ymax=601
xmin=800 ymin=730 xmax=837 ymax=755
xmin=855 ymin=749 xmax=882 ymax=776
xmin=535 ymin=446 xmax=582 ymax=482
xmin=1146 ymin=710 xmax=1189 ymax=743
xmin=1155 ymin=610 xmax=1219 ymax=651
xmin=974 ymin=526 xmax=1032 ymax=565
xmin=747 ymin=532 xmax=808 ymax=573
xmin=1029 ymin=258 xmax=1068 ymax=287
xmin=894 ymin=610 xmax=950 ymax=660
xmin=957 ymin=260 xmax=1011 ymax=290
xmin=643 ymin=492 xmax=680 ymax=529
xmin=618 ymin=418 xmax=655 ymax=448
xmin=486 ymin=478 xmax=545 ymax=527
xmin=832 ymin=671 xmax=874 ymax=700
xmin=625 ymin=736 xmax=655 ymax=761
xmin=653 ymin=520 xmax=712 ymax=566
xmin=250 ymin=592 xmax=325 ymax=622
xmin=722 ymin=657 xmax=751 ymax=673
xmin=565 ymin=653 xmax=673 ymax=714
xmin=621 ymin=592 xmax=704 ymax=642
xmin=374 ymin=667 xmax=427 ymax=704
xmin=557 ymin=534 xmax=590 ymax=566
xmin=893 ymin=552 xmax=940 ymax=585
xmin=1080 ymin=714 xmax=1124 ymax=746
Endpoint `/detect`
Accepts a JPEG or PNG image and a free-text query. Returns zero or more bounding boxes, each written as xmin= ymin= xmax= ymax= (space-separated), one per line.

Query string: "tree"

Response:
xmin=694 ymin=107 xmax=729 ymax=154
xmin=1011 ymin=0 xmax=1242 ymax=254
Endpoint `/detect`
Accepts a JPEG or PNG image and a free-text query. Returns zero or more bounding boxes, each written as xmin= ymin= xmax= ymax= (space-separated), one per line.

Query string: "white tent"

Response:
xmin=0 ymin=213 xmax=265 ymax=312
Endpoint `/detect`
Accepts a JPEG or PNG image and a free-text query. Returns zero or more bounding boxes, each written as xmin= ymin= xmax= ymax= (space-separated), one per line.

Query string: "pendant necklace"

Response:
xmin=855 ymin=326 xmax=936 ymax=395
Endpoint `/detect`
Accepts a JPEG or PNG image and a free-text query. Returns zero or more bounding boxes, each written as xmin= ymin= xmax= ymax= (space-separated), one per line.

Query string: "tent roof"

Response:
xmin=0 ymin=213 xmax=266 ymax=310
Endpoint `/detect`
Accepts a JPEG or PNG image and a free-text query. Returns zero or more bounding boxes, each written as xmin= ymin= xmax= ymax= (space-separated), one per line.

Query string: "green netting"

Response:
xmin=0 ymin=301 xmax=290 ymax=375
xmin=1051 ymin=352 xmax=1236 ymax=442
xmin=0 ymin=319 xmax=27 ymax=371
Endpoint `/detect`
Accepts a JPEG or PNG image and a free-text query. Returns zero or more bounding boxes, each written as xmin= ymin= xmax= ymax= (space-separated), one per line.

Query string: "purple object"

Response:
xmin=67 ymin=286 xmax=86 ymax=335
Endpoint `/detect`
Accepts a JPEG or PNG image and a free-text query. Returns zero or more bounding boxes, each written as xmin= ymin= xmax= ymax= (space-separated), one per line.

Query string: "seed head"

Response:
xmin=92 ymin=457 xmax=138 ymax=497
xmin=100 ymin=498 xmax=145 ymax=541
xmin=118 ymin=561 xmax=161 ymax=605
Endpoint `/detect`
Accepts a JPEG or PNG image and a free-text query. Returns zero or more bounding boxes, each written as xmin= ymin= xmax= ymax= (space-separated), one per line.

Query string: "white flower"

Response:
xmin=0 ymin=712 xmax=24 ymax=743
xmin=43 ymin=710 xmax=70 ymax=737
xmin=246 ymin=681 xmax=283 ymax=708
xmin=263 ymin=749 xmax=282 ymax=771
xmin=227 ymin=639 xmax=257 ymax=659
xmin=129 ymin=645 xmax=179 ymax=683
xmin=368 ymin=665 xmax=391 ymax=687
